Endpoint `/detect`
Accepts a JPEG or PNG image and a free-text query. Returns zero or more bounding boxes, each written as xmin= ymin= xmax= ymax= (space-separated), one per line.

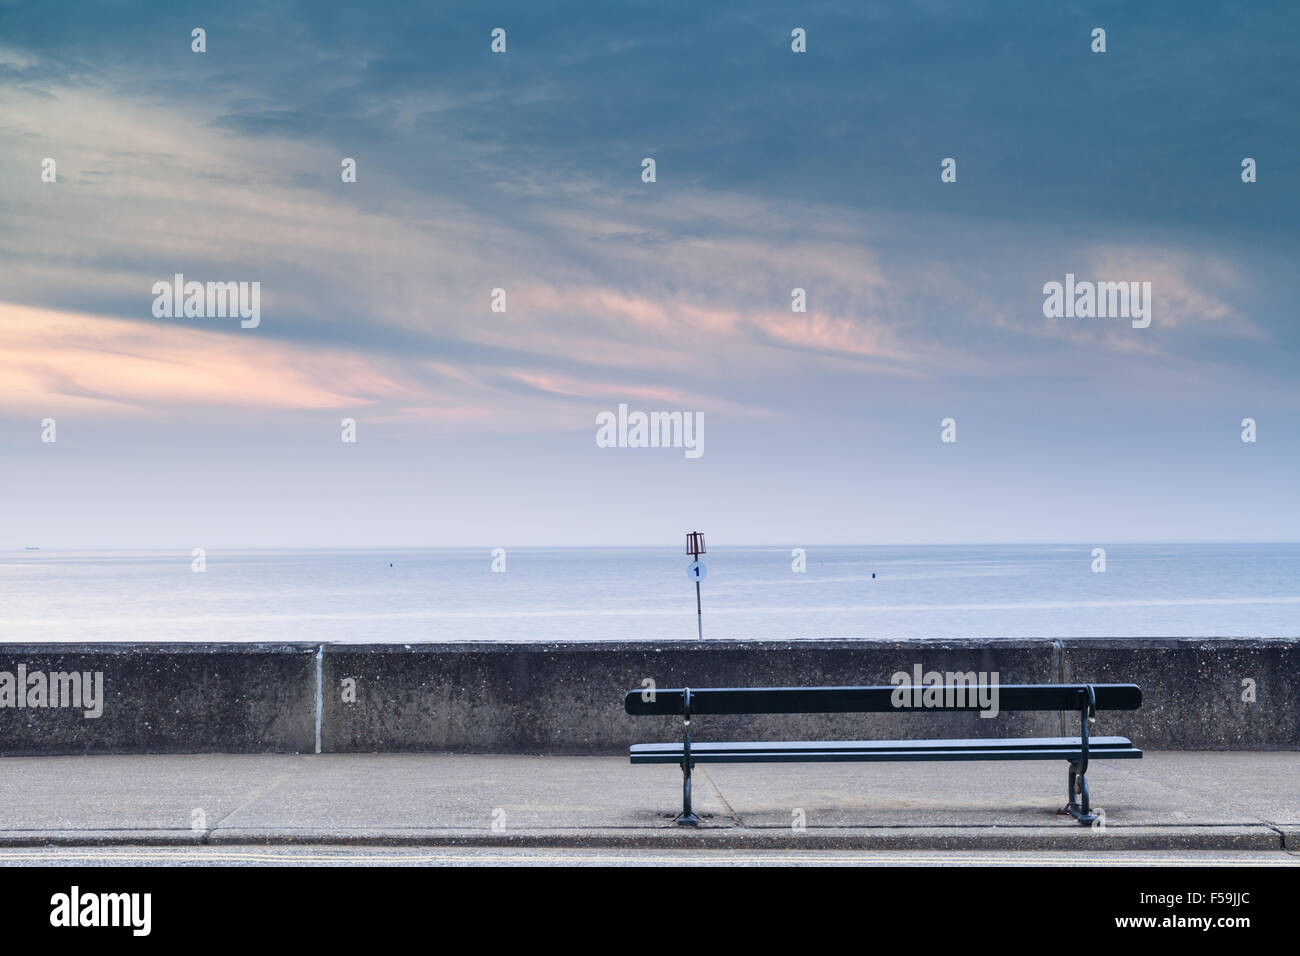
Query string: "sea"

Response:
xmin=1 ymin=543 xmax=1297 ymax=643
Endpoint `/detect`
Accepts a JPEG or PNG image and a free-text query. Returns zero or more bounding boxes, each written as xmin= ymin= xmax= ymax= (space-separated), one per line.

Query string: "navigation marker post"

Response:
xmin=686 ymin=531 xmax=707 ymax=640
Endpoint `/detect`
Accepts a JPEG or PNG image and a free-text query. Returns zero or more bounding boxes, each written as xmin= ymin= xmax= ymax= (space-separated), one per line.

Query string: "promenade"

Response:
xmin=1 ymin=751 xmax=1296 ymax=853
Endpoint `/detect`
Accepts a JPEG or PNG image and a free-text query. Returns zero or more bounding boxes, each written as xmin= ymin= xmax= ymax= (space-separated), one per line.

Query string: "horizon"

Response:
xmin=8 ymin=540 xmax=1300 ymax=552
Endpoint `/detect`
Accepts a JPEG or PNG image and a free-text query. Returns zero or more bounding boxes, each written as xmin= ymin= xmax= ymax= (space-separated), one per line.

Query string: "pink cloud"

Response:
xmin=0 ymin=302 xmax=428 ymax=415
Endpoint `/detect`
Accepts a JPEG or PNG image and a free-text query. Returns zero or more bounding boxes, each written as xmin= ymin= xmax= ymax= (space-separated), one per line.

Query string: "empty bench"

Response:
xmin=625 ymin=683 xmax=1142 ymax=826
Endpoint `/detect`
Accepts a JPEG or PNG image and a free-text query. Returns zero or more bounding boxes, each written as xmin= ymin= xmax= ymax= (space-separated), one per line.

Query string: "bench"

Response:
xmin=625 ymin=683 xmax=1142 ymax=826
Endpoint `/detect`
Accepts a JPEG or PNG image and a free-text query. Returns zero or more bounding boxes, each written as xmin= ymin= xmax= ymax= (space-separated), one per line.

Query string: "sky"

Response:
xmin=0 ymin=0 xmax=1297 ymax=548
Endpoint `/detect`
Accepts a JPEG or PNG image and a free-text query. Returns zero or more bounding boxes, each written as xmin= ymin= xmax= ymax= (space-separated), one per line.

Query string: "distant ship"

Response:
xmin=23 ymin=546 xmax=39 ymax=550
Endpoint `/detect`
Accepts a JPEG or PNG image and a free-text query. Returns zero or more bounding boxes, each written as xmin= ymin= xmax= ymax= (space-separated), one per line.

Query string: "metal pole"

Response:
xmin=695 ymin=579 xmax=702 ymax=640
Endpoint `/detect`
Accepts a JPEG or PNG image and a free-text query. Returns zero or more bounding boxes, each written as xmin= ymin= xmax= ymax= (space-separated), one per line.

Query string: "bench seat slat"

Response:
xmin=630 ymin=749 xmax=1142 ymax=764
xmin=630 ymin=736 xmax=1141 ymax=764
xmin=633 ymin=735 xmax=1136 ymax=754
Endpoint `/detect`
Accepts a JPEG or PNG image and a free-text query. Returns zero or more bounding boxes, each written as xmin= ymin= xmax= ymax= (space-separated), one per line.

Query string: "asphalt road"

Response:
xmin=0 ymin=846 xmax=1296 ymax=866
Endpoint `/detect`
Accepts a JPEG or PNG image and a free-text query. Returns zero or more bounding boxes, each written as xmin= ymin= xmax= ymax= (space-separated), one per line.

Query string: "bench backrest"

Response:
xmin=624 ymin=684 xmax=1141 ymax=716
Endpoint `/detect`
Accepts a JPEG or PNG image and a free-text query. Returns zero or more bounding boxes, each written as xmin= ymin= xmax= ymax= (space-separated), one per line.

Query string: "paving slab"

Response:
xmin=0 ymin=752 xmax=1291 ymax=851
xmin=212 ymin=754 xmax=732 ymax=832
xmin=695 ymin=760 xmax=1268 ymax=828
xmin=1101 ymin=752 xmax=1300 ymax=826
xmin=0 ymin=754 xmax=303 ymax=833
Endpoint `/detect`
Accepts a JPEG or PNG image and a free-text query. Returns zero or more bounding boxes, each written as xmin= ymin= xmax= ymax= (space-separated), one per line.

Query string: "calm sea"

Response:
xmin=1 ymin=544 xmax=1297 ymax=643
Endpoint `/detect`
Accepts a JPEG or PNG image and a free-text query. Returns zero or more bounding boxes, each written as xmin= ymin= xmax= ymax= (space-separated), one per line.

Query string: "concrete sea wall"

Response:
xmin=0 ymin=639 xmax=1294 ymax=755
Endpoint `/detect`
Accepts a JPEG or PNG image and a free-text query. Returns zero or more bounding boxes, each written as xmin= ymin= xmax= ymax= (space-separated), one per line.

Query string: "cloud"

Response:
xmin=1086 ymin=245 xmax=1259 ymax=337
xmin=0 ymin=301 xmax=432 ymax=416
xmin=0 ymin=2 xmax=1296 ymax=434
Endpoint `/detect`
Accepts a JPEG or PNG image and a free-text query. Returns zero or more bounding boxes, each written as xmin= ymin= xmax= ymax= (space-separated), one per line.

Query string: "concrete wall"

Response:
xmin=321 ymin=640 xmax=1059 ymax=754
xmin=0 ymin=644 xmax=316 ymax=755
xmin=1060 ymin=639 xmax=1299 ymax=751
xmin=0 ymin=639 xmax=1294 ymax=754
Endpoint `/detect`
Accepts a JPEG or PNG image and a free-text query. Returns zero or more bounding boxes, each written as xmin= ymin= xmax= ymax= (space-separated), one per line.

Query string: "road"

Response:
xmin=0 ymin=846 xmax=1296 ymax=867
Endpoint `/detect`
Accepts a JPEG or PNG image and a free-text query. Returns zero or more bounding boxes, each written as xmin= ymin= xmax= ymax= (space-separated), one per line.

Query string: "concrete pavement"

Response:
xmin=0 ymin=752 xmax=1296 ymax=852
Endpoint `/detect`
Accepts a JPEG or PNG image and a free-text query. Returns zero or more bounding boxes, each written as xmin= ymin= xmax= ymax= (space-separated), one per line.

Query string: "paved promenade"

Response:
xmin=0 ymin=752 xmax=1296 ymax=852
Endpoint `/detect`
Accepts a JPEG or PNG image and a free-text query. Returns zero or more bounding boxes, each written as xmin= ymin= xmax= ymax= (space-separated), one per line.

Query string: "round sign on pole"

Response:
xmin=687 ymin=561 xmax=707 ymax=581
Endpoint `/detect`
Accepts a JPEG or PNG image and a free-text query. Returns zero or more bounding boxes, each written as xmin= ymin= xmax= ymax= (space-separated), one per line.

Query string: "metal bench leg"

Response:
xmin=678 ymin=762 xmax=698 ymax=827
xmin=1059 ymin=685 xmax=1098 ymax=826
xmin=675 ymin=688 xmax=700 ymax=826
xmin=1060 ymin=760 xmax=1096 ymax=825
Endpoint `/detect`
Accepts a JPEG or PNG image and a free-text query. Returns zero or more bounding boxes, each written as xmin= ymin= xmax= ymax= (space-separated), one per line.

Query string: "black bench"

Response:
xmin=625 ymin=683 xmax=1142 ymax=826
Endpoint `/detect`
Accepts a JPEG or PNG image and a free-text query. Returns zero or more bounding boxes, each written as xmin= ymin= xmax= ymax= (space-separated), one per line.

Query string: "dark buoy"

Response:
xmin=872 ymin=572 xmax=876 ymax=579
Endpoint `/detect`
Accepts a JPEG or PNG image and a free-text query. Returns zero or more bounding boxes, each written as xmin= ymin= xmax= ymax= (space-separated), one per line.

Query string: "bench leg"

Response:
xmin=674 ymin=691 xmax=700 ymax=826
xmin=676 ymin=764 xmax=699 ymax=827
xmin=1060 ymin=761 xmax=1097 ymax=826
xmin=1059 ymin=688 xmax=1100 ymax=826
